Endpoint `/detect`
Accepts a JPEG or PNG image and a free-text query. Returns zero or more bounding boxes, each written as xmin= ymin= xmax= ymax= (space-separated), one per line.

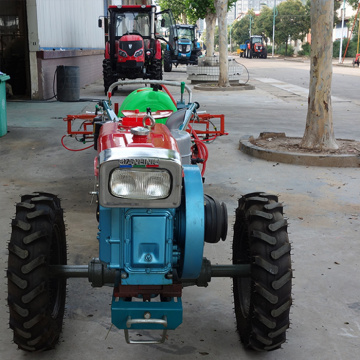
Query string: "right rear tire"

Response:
xmin=233 ymin=192 xmax=292 ymax=351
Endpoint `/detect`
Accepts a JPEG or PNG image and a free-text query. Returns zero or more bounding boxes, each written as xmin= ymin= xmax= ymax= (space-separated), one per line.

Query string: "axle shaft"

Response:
xmin=49 ymin=258 xmax=251 ymax=288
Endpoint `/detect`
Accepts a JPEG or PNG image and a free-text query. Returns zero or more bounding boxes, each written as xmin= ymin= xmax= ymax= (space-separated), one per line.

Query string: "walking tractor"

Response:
xmin=7 ymin=79 xmax=292 ymax=351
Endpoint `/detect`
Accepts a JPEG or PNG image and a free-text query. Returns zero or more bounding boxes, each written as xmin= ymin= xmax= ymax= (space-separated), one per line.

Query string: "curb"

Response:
xmin=193 ymin=83 xmax=255 ymax=91
xmin=239 ymin=138 xmax=360 ymax=167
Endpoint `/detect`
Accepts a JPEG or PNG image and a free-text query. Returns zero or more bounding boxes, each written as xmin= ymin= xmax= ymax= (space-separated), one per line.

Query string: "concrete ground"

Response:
xmin=0 ymin=61 xmax=359 ymax=359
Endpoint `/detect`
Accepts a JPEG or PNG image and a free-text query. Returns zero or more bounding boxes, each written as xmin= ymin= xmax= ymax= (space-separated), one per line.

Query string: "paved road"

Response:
xmin=1 ymin=59 xmax=359 ymax=360
xmin=235 ymin=56 xmax=360 ymax=105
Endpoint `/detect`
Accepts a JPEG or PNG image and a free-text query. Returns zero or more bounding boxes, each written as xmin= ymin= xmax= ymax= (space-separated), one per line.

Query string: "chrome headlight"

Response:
xmin=110 ymin=168 xmax=171 ymax=199
xmin=98 ymin=148 xmax=182 ymax=208
xmin=186 ymin=45 xmax=191 ymax=52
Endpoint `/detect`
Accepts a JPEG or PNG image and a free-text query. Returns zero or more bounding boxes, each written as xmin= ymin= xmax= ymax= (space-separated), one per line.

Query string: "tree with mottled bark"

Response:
xmin=215 ymin=0 xmax=230 ymax=87
xmin=301 ymin=0 xmax=338 ymax=150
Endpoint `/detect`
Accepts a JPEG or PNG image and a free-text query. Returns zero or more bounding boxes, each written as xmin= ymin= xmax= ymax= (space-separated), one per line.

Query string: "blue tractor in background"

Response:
xmin=164 ymin=24 xmax=202 ymax=72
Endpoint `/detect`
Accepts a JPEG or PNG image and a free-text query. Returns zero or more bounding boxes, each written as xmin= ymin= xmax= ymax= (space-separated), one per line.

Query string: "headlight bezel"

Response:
xmin=134 ymin=49 xmax=143 ymax=57
xmin=119 ymin=50 xmax=128 ymax=57
xmin=98 ymin=148 xmax=182 ymax=208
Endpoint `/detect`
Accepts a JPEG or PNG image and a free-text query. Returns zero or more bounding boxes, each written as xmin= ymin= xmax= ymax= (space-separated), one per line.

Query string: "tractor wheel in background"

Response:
xmin=152 ymin=59 xmax=163 ymax=80
xmin=7 ymin=193 xmax=67 ymax=352
xmin=103 ymin=59 xmax=118 ymax=95
xmin=233 ymin=192 xmax=292 ymax=351
xmin=164 ymin=50 xmax=172 ymax=72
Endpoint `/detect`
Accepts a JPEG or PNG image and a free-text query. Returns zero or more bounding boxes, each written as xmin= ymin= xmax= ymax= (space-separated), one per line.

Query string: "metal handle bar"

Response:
xmin=124 ymin=316 xmax=168 ymax=344
xmin=107 ymin=80 xmax=192 ymax=104
xmin=126 ymin=316 xmax=167 ymax=328
xmin=179 ymin=102 xmax=198 ymax=131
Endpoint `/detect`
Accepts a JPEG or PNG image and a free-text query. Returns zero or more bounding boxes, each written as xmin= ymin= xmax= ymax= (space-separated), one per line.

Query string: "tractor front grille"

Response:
xmin=179 ymin=44 xmax=189 ymax=53
xmin=119 ymin=40 xmax=143 ymax=56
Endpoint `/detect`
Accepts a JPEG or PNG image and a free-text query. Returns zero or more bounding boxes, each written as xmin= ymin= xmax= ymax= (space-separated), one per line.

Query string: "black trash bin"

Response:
xmin=56 ymin=65 xmax=80 ymax=102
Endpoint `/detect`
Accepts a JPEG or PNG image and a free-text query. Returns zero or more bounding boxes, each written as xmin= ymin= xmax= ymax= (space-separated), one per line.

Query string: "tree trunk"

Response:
xmin=215 ymin=0 xmax=230 ymax=87
xmin=301 ymin=0 xmax=338 ymax=150
xmin=205 ymin=12 xmax=216 ymax=57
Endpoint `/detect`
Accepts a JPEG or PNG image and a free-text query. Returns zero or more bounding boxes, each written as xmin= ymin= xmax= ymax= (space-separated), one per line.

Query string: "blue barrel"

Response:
xmin=56 ymin=65 xmax=80 ymax=102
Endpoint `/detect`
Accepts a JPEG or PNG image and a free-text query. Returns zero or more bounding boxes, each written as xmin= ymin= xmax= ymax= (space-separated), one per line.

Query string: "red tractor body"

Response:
xmin=100 ymin=5 xmax=173 ymax=94
xmin=96 ymin=121 xmax=179 ymax=154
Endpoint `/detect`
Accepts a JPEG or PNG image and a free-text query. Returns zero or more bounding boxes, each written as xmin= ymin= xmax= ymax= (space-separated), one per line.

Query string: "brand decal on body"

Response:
xmin=119 ymin=158 xmax=159 ymax=168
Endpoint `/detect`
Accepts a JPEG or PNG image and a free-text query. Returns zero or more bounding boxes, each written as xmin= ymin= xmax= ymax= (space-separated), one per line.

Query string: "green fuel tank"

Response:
xmin=119 ymin=88 xmax=177 ymax=124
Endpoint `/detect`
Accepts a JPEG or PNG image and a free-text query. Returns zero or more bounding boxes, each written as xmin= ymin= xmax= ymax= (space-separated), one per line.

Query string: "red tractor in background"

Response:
xmin=239 ymin=35 xmax=268 ymax=59
xmin=99 ymin=5 xmax=177 ymax=94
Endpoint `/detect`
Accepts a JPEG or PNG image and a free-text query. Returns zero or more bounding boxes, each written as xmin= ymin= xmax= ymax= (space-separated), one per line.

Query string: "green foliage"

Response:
xmin=347 ymin=0 xmax=360 ymax=10
xmin=276 ymin=44 xmax=295 ymax=56
xmin=157 ymin=0 xmax=238 ymax=25
xmin=232 ymin=0 xmax=310 ymax=47
xmin=230 ymin=10 xmax=256 ymax=47
xmin=214 ymin=25 xmax=219 ymax=47
xmin=297 ymin=42 xmax=311 ymax=56
xmin=333 ymin=38 xmax=359 ymax=58
xmin=156 ymin=0 xmax=188 ymax=22
xmin=253 ymin=6 xmax=274 ymax=40
xmin=276 ymin=0 xmax=309 ymax=46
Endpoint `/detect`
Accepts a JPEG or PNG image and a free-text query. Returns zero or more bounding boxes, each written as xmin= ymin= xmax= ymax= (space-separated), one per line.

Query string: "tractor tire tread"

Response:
xmin=233 ymin=193 xmax=292 ymax=351
xmin=7 ymin=193 xmax=67 ymax=352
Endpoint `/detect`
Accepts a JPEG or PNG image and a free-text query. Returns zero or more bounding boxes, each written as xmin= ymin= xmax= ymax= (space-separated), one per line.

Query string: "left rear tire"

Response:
xmin=7 ymin=193 xmax=67 ymax=352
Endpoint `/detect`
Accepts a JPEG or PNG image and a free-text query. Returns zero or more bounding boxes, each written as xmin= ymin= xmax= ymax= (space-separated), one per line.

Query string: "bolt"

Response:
xmin=144 ymin=312 xmax=151 ymax=319
xmin=121 ymin=272 xmax=128 ymax=279
xmin=144 ymin=254 xmax=152 ymax=262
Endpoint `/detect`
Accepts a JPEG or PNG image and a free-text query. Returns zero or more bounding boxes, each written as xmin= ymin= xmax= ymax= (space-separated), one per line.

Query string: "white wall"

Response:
xmin=36 ymin=0 xmax=105 ymax=50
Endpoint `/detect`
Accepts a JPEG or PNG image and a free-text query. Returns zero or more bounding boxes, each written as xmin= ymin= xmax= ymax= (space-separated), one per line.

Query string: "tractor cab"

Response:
xmin=177 ymin=25 xmax=197 ymax=58
xmin=99 ymin=5 xmax=176 ymax=94
xmin=163 ymin=24 xmax=201 ymax=72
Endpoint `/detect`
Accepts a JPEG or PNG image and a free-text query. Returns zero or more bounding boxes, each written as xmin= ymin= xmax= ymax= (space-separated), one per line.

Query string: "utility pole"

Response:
xmin=272 ymin=0 xmax=277 ymax=58
xmin=339 ymin=0 xmax=346 ymax=63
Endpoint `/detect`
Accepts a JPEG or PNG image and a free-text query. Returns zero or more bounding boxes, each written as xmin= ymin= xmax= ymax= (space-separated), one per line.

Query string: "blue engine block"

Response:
xmin=97 ymin=165 xmax=205 ymax=331
xmin=98 ymin=165 xmax=204 ymax=284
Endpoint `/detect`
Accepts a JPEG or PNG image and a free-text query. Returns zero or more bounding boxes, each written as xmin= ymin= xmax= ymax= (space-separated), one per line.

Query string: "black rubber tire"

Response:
xmin=150 ymin=58 xmax=163 ymax=80
xmin=7 ymin=193 xmax=67 ymax=352
xmin=249 ymin=49 xmax=253 ymax=59
xmin=233 ymin=192 xmax=292 ymax=351
xmin=163 ymin=50 xmax=172 ymax=72
xmin=102 ymin=59 xmax=118 ymax=95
